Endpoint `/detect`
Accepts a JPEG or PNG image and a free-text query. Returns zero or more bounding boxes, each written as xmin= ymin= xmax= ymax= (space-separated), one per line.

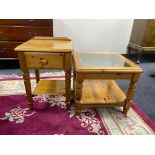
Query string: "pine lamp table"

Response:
xmin=73 ymin=52 xmax=143 ymax=115
xmin=15 ymin=36 xmax=72 ymax=109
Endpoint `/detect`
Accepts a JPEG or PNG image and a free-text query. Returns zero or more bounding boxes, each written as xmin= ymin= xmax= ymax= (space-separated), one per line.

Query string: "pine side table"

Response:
xmin=15 ymin=36 xmax=72 ymax=109
xmin=72 ymin=52 xmax=143 ymax=115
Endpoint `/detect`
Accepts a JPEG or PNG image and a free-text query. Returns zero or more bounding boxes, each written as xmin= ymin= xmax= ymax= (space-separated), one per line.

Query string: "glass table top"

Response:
xmin=73 ymin=52 xmax=143 ymax=72
xmin=79 ymin=52 xmax=130 ymax=67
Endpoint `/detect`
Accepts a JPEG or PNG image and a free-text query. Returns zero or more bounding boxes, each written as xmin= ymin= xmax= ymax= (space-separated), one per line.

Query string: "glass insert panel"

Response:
xmin=79 ymin=53 xmax=130 ymax=67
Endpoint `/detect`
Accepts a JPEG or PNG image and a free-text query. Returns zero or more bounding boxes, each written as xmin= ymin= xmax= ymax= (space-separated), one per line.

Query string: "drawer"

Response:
xmin=0 ymin=26 xmax=53 ymax=41
xmin=0 ymin=41 xmax=20 ymax=58
xmin=24 ymin=52 xmax=64 ymax=69
xmin=0 ymin=19 xmax=53 ymax=27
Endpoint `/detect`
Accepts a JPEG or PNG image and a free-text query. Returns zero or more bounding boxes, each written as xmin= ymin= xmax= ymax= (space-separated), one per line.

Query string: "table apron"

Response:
xmin=76 ymin=73 xmax=134 ymax=80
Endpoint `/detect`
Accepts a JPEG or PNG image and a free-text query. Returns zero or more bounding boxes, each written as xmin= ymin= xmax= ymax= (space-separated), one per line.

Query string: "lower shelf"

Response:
xmin=33 ymin=80 xmax=65 ymax=95
xmin=79 ymin=80 xmax=126 ymax=106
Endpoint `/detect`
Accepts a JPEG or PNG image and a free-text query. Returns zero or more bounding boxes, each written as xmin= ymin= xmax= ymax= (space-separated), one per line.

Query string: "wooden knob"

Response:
xmin=41 ymin=59 xmax=48 ymax=65
xmin=29 ymin=19 xmax=35 ymax=22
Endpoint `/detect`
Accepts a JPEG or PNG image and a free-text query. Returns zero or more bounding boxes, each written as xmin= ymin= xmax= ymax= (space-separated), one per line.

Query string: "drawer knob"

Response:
xmin=29 ymin=20 xmax=35 ymax=22
xmin=41 ymin=59 xmax=48 ymax=65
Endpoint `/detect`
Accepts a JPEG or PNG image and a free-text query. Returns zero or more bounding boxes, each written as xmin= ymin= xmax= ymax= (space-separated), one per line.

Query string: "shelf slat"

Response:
xmin=80 ymin=80 xmax=126 ymax=105
xmin=33 ymin=80 xmax=65 ymax=95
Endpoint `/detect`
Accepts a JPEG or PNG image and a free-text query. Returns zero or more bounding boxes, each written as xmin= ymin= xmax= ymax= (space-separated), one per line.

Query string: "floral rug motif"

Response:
xmin=0 ymin=95 xmax=106 ymax=135
xmin=0 ymin=71 xmax=65 ymax=80
xmin=1 ymin=106 xmax=35 ymax=123
xmin=0 ymin=72 xmax=154 ymax=135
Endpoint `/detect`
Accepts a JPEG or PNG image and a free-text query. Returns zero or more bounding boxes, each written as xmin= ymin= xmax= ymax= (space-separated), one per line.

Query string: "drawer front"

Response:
xmin=0 ymin=19 xmax=53 ymax=27
xmin=24 ymin=52 xmax=64 ymax=69
xmin=0 ymin=42 xmax=20 ymax=58
xmin=0 ymin=26 xmax=53 ymax=41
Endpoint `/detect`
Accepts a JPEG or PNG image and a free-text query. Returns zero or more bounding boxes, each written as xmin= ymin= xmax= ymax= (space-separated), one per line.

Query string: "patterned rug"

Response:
xmin=0 ymin=72 xmax=154 ymax=135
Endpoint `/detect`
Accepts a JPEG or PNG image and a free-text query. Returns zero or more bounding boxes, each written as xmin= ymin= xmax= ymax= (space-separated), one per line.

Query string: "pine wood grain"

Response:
xmin=73 ymin=52 xmax=143 ymax=115
xmin=16 ymin=37 xmax=72 ymax=109
xmin=24 ymin=52 xmax=64 ymax=69
xmin=15 ymin=38 xmax=72 ymax=52
xmin=33 ymin=80 xmax=65 ymax=95
xmin=80 ymin=80 xmax=126 ymax=105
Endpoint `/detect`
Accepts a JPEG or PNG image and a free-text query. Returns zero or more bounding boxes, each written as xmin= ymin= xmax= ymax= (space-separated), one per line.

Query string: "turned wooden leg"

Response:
xmin=35 ymin=69 xmax=40 ymax=84
xmin=65 ymin=71 xmax=71 ymax=110
xmin=123 ymin=74 xmax=140 ymax=115
xmin=137 ymin=49 xmax=143 ymax=64
xmin=23 ymin=70 xmax=33 ymax=109
xmin=75 ymin=101 xmax=81 ymax=116
xmin=73 ymin=68 xmax=76 ymax=90
xmin=17 ymin=52 xmax=33 ymax=109
xmin=75 ymin=80 xmax=83 ymax=115
xmin=71 ymin=68 xmax=76 ymax=104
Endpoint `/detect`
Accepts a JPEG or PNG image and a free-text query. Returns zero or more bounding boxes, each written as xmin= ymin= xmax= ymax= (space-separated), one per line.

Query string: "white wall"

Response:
xmin=54 ymin=19 xmax=134 ymax=54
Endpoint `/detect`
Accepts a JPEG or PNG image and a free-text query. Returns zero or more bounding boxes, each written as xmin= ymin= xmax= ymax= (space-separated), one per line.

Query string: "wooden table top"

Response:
xmin=73 ymin=52 xmax=143 ymax=73
xmin=15 ymin=36 xmax=73 ymax=53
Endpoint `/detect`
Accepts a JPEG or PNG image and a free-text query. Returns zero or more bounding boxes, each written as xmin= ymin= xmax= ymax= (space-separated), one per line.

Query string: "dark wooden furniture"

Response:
xmin=15 ymin=36 xmax=72 ymax=110
xmin=128 ymin=19 xmax=155 ymax=63
xmin=0 ymin=19 xmax=53 ymax=59
xmin=150 ymin=73 xmax=155 ymax=77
